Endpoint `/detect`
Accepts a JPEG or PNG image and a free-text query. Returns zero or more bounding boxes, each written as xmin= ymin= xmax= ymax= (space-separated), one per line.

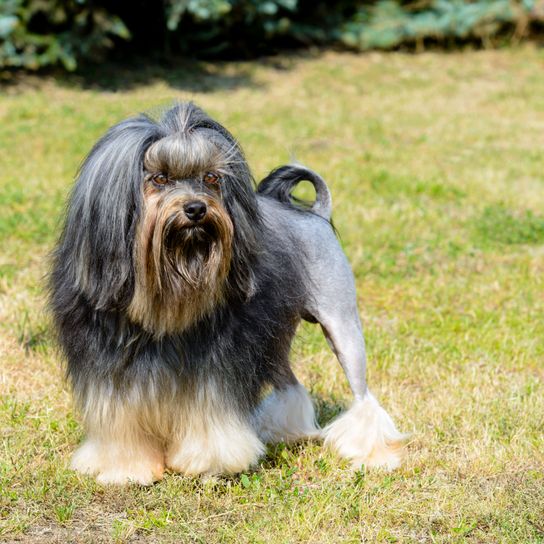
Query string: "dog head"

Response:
xmin=53 ymin=103 xmax=259 ymax=337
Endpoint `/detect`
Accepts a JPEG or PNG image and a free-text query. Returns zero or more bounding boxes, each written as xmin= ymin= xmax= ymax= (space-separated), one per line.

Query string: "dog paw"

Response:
xmin=70 ymin=439 xmax=102 ymax=475
xmin=166 ymin=451 xmax=218 ymax=477
xmin=71 ymin=439 xmax=164 ymax=485
xmin=95 ymin=461 xmax=164 ymax=485
xmin=323 ymin=392 xmax=407 ymax=471
xmin=166 ymin=422 xmax=264 ymax=476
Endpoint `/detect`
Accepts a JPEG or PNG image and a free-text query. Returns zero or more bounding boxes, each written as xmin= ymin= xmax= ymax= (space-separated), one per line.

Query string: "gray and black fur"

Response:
xmin=52 ymin=104 xmax=310 ymax=415
xmin=49 ymin=102 xmax=404 ymax=483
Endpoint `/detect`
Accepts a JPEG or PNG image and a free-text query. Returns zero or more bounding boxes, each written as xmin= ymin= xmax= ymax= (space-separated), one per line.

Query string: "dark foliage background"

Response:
xmin=1 ymin=0 xmax=543 ymax=71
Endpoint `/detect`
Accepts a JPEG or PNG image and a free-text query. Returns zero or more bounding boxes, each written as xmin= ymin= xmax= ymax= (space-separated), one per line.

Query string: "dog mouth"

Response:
xmin=136 ymin=195 xmax=234 ymax=295
xmin=160 ymin=214 xmax=221 ymax=280
xmin=164 ymin=213 xmax=219 ymax=246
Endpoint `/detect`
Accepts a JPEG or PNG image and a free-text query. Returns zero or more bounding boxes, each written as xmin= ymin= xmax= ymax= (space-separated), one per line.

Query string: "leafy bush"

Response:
xmin=338 ymin=0 xmax=536 ymax=51
xmin=0 ymin=0 xmax=129 ymax=71
xmin=150 ymin=0 xmax=544 ymax=56
xmin=1 ymin=0 xmax=542 ymax=71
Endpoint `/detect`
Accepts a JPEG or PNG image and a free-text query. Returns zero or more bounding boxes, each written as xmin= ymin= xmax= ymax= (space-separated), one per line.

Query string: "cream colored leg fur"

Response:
xmin=71 ymin=380 xmax=264 ymax=484
xmin=323 ymin=391 xmax=406 ymax=470
xmin=166 ymin=379 xmax=265 ymax=476
xmin=70 ymin=385 xmax=165 ymax=485
xmin=71 ymin=382 xmax=403 ymax=483
xmin=71 ymin=436 xmax=165 ymax=486
xmin=166 ymin=411 xmax=264 ymax=477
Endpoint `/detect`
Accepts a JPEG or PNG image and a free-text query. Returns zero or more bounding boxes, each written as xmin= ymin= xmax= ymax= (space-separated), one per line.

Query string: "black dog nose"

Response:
xmin=183 ymin=200 xmax=207 ymax=221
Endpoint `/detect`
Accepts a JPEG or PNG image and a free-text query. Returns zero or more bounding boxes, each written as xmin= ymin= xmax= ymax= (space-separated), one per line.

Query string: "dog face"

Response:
xmin=129 ymin=131 xmax=237 ymax=336
xmin=53 ymin=103 xmax=260 ymax=337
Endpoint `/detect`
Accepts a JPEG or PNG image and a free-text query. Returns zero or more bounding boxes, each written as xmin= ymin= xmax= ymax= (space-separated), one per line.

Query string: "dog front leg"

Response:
xmin=71 ymin=385 xmax=165 ymax=485
xmin=166 ymin=380 xmax=265 ymax=476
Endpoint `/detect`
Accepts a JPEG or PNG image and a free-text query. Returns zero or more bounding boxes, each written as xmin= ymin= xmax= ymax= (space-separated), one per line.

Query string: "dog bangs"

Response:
xmin=144 ymin=131 xmax=236 ymax=182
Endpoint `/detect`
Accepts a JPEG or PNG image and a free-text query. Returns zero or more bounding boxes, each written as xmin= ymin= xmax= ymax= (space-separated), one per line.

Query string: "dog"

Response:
xmin=49 ymin=102 xmax=405 ymax=484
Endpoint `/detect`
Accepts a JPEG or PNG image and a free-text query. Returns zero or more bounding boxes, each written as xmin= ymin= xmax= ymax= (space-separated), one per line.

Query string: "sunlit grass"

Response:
xmin=1 ymin=47 xmax=543 ymax=542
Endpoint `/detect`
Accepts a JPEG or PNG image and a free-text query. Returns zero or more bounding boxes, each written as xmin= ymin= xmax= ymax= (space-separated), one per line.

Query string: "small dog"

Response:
xmin=50 ymin=102 xmax=404 ymax=484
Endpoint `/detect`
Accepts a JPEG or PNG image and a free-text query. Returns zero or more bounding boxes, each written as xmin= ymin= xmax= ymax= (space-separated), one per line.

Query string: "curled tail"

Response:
xmin=256 ymin=164 xmax=332 ymax=220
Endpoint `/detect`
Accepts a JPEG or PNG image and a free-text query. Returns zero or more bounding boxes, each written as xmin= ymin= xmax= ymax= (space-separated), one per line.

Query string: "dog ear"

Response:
xmin=222 ymin=166 xmax=260 ymax=301
xmin=214 ymin=135 xmax=261 ymax=302
xmin=51 ymin=115 xmax=163 ymax=310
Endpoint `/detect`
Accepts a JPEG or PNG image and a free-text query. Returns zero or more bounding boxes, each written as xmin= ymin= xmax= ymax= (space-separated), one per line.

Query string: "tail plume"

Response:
xmin=257 ymin=164 xmax=332 ymax=220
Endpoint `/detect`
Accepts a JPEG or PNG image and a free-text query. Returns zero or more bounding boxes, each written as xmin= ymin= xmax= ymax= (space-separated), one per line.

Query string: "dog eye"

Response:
xmin=203 ymin=172 xmax=220 ymax=185
xmin=152 ymin=173 xmax=169 ymax=186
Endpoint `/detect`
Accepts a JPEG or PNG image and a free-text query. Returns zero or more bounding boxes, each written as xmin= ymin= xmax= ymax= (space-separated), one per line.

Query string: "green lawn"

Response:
xmin=1 ymin=47 xmax=543 ymax=543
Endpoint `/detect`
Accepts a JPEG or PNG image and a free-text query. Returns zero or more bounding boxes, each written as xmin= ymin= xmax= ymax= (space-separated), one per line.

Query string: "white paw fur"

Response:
xmin=255 ymin=382 xmax=320 ymax=443
xmin=71 ymin=439 xmax=164 ymax=485
xmin=166 ymin=417 xmax=264 ymax=476
xmin=323 ymin=391 xmax=406 ymax=470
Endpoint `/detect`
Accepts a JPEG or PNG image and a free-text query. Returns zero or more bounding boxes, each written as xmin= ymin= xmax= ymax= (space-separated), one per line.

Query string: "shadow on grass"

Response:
xmin=63 ymin=57 xmax=262 ymax=93
xmin=0 ymin=52 xmax=316 ymax=94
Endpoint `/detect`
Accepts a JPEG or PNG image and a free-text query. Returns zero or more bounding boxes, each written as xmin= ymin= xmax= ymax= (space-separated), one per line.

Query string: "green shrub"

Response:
xmin=0 ymin=0 xmax=541 ymax=71
xmin=0 ymin=0 xmax=129 ymax=71
xmin=339 ymin=0 xmax=534 ymax=51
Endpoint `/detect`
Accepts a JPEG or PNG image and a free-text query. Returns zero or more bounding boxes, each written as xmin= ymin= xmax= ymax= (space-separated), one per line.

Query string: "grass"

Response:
xmin=1 ymin=46 xmax=543 ymax=543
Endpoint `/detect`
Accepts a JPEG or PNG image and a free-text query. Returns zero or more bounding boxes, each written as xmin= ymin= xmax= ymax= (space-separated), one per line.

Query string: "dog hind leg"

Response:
xmin=255 ymin=380 xmax=320 ymax=444
xmin=301 ymin=230 xmax=406 ymax=470
xmin=318 ymin=306 xmax=406 ymax=470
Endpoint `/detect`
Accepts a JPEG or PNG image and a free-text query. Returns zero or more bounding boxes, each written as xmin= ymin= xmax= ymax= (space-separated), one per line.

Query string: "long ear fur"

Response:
xmin=51 ymin=115 xmax=164 ymax=310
